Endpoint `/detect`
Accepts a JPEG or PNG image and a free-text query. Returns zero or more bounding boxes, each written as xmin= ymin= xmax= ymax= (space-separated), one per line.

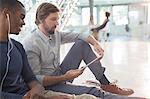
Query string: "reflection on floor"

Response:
xmin=60 ymin=39 xmax=150 ymax=98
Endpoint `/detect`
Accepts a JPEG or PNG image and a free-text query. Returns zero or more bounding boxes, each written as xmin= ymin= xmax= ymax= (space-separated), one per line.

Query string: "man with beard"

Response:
xmin=22 ymin=2 xmax=146 ymax=99
xmin=0 ymin=0 xmax=97 ymax=99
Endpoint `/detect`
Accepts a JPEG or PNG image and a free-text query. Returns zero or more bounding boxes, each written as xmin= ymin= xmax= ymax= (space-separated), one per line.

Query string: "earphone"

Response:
xmin=0 ymin=13 xmax=14 ymax=91
xmin=6 ymin=14 xmax=11 ymax=34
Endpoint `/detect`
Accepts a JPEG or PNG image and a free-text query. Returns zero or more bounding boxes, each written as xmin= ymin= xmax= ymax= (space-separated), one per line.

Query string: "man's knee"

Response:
xmin=75 ymin=39 xmax=90 ymax=48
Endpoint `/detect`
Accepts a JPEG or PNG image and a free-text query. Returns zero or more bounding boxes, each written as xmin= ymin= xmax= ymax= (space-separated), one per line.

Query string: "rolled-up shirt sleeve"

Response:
xmin=18 ymin=43 xmax=38 ymax=84
xmin=60 ymin=26 xmax=92 ymax=44
xmin=27 ymin=50 xmax=44 ymax=84
xmin=23 ymin=40 xmax=44 ymax=84
xmin=78 ymin=26 xmax=92 ymax=40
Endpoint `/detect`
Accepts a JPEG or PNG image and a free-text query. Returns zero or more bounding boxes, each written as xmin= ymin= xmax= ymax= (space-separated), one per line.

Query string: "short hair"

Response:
xmin=35 ymin=2 xmax=59 ymax=25
xmin=0 ymin=0 xmax=24 ymax=11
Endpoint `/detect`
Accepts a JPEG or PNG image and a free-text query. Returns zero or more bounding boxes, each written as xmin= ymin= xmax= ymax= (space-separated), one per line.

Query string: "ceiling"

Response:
xmin=79 ymin=0 xmax=150 ymax=6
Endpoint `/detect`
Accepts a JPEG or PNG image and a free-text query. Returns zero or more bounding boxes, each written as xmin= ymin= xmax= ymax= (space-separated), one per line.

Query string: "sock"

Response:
xmin=99 ymin=74 xmax=110 ymax=85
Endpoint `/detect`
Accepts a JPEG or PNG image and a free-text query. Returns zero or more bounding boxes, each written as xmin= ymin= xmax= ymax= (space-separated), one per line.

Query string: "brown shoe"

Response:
xmin=101 ymin=83 xmax=134 ymax=96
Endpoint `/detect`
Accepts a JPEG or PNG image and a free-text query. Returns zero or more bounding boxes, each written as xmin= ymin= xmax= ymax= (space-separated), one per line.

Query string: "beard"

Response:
xmin=49 ymin=26 xmax=57 ymax=35
xmin=43 ymin=23 xmax=56 ymax=35
xmin=45 ymin=27 xmax=55 ymax=35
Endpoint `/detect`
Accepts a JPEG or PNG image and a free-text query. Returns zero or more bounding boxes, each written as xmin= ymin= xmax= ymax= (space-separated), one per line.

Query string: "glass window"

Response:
xmin=148 ymin=3 xmax=150 ymax=24
xmin=81 ymin=7 xmax=97 ymax=25
xmin=99 ymin=6 xmax=111 ymax=25
xmin=112 ymin=5 xmax=128 ymax=25
xmin=66 ymin=7 xmax=81 ymax=26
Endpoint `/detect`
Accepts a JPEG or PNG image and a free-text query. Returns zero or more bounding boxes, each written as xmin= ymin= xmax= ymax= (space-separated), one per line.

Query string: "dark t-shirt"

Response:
xmin=0 ymin=39 xmax=37 ymax=95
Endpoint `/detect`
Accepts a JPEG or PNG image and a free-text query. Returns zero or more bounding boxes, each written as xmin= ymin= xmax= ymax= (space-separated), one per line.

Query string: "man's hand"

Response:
xmin=63 ymin=69 xmax=84 ymax=81
xmin=24 ymin=93 xmax=46 ymax=99
xmin=23 ymin=84 xmax=45 ymax=99
xmin=93 ymin=42 xmax=104 ymax=58
xmin=86 ymin=35 xmax=104 ymax=56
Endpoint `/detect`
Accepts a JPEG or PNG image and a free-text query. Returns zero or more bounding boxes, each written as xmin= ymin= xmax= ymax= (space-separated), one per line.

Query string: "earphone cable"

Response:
xmin=0 ymin=14 xmax=13 ymax=91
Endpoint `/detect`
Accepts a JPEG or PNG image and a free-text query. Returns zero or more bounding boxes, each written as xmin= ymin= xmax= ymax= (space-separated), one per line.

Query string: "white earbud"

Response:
xmin=6 ymin=14 xmax=10 ymax=34
xmin=6 ymin=14 xmax=9 ymax=18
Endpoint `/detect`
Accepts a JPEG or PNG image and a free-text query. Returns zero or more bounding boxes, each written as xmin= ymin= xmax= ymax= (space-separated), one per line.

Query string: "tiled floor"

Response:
xmin=60 ymin=39 xmax=150 ymax=98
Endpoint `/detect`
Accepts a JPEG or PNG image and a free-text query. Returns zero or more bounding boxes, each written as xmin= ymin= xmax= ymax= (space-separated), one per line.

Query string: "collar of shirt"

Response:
xmin=36 ymin=28 xmax=53 ymax=43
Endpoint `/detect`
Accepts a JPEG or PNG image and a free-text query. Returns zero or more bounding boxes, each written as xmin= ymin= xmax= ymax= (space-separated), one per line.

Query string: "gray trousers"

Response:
xmin=46 ymin=39 xmax=139 ymax=99
xmin=60 ymin=39 xmax=106 ymax=83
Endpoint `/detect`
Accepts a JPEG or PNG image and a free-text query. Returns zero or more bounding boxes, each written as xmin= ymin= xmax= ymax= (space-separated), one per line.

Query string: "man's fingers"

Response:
xmin=30 ymin=93 xmax=45 ymax=99
xmin=23 ymin=92 xmax=30 ymax=99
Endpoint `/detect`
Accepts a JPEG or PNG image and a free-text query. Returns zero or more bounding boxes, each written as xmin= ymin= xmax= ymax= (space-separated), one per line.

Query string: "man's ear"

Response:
xmin=39 ymin=19 xmax=43 ymax=24
xmin=3 ymin=8 xmax=10 ymax=19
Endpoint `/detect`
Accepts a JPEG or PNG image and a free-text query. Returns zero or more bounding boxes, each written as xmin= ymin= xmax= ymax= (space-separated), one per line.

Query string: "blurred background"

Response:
xmin=11 ymin=0 xmax=150 ymax=98
xmin=12 ymin=0 xmax=150 ymax=42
